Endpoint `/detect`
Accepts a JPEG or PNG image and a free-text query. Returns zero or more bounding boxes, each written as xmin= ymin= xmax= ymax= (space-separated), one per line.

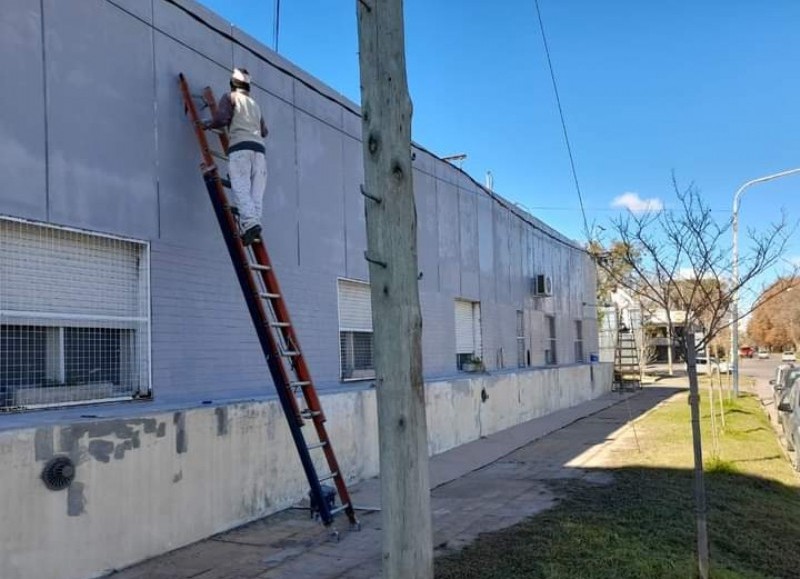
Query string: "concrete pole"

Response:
xmin=356 ymin=1 xmax=433 ymax=578
xmin=730 ymin=167 xmax=800 ymax=397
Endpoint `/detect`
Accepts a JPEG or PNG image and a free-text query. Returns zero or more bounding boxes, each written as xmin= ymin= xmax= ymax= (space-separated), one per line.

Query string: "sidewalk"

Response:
xmin=108 ymin=387 xmax=678 ymax=579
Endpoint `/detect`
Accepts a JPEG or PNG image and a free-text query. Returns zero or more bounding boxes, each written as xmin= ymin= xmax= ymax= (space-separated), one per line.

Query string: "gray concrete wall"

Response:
xmin=0 ymin=363 xmax=612 ymax=579
xmin=0 ymin=0 xmax=597 ymax=403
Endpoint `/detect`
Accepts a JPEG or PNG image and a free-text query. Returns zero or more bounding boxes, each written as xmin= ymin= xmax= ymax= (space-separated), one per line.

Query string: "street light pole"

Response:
xmin=731 ymin=167 xmax=800 ymax=397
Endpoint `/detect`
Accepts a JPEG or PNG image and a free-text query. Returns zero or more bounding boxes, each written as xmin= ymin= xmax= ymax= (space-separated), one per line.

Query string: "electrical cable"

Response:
xmin=534 ymin=0 xmax=590 ymax=240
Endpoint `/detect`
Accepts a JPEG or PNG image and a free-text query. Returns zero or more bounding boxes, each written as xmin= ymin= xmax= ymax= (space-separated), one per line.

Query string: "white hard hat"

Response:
xmin=231 ymin=68 xmax=251 ymax=85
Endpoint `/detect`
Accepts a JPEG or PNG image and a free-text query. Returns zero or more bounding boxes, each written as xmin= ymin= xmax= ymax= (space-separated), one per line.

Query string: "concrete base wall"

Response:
xmin=0 ymin=363 xmax=611 ymax=579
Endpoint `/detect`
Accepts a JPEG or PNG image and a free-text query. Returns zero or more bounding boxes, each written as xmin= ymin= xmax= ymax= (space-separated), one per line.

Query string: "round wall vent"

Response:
xmin=41 ymin=456 xmax=75 ymax=491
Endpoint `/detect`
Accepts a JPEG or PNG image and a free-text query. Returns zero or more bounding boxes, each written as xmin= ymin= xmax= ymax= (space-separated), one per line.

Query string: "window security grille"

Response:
xmin=574 ymin=320 xmax=584 ymax=363
xmin=545 ymin=314 xmax=557 ymax=365
xmin=0 ymin=217 xmax=150 ymax=410
xmin=337 ymin=279 xmax=375 ymax=381
xmin=516 ymin=310 xmax=526 ymax=368
xmin=455 ymin=299 xmax=482 ymax=370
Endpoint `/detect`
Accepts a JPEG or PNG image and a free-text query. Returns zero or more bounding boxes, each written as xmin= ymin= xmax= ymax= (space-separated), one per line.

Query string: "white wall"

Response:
xmin=0 ymin=363 xmax=611 ymax=579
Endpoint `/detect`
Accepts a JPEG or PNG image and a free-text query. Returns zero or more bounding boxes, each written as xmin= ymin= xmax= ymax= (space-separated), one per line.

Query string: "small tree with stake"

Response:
xmin=592 ymin=177 xmax=793 ymax=579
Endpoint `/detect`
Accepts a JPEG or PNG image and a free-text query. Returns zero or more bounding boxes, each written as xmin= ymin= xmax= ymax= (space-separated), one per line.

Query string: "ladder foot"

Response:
xmin=329 ymin=529 xmax=340 ymax=543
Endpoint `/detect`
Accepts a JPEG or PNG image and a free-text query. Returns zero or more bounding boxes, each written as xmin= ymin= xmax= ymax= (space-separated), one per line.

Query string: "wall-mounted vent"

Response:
xmin=41 ymin=456 xmax=75 ymax=491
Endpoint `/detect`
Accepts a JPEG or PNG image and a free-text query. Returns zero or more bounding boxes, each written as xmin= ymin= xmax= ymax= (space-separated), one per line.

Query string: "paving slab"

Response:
xmin=107 ymin=387 xmax=677 ymax=578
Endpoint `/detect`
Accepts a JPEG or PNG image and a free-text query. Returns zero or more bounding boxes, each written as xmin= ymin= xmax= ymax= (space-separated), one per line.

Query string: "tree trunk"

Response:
xmin=356 ymin=2 xmax=433 ymax=578
xmin=685 ymin=333 xmax=710 ymax=579
xmin=667 ymin=328 xmax=674 ymax=376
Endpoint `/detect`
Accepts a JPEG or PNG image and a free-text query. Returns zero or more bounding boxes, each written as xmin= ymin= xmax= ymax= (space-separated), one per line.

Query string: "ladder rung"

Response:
xmin=306 ymin=441 xmax=328 ymax=450
xmin=318 ymin=471 xmax=338 ymax=482
xmin=329 ymin=503 xmax=350 ymax=516
xmin=211 ymin=150 xmax=228 ymax=161
xmin=291 ymin=381 xmax=312 ymax=388
xmin=249 ymin=263 xmax=271 ymax=272
xmin=281 ymin=350 xmax=300 ymax=357
xmin=270 ymin=321 xmax=291 ymax=328
xmin=301 ymin=409 xmax=321 ymax=418
xmin=259 ymin=291 xmax=280 ymax=299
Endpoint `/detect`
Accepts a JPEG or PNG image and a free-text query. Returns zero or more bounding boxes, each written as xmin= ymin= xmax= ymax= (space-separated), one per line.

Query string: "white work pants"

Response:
xmin=229 ymin=150 xmax=267 ymax=231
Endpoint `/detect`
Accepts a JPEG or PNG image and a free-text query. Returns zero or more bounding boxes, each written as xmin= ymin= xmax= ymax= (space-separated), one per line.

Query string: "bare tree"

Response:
xmin=593 ymin=177 xmax=793 ymax=579
xmin=596 ymin=178 xmax=792 ymax=358
xmin=356 ymin=1 xmax=433 ymax=578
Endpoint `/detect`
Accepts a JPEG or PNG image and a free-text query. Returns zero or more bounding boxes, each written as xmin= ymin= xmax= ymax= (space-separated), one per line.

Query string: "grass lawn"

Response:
xmin=435 ymin=391 xmax=800 ymax=579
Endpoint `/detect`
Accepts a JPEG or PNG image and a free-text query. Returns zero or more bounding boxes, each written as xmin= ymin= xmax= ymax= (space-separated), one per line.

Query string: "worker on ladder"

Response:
xmin=202 ymin=68 xmax=269 ymax=246
xmin=610 ymin=286 xmax=635 ymax=333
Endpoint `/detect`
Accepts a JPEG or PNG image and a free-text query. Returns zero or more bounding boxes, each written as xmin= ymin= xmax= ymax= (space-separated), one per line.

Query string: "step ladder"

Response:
xmin=178 ymin=74 xmax=358 ymax=531
xmin=613 ymin=327 xmax=641 ymax=391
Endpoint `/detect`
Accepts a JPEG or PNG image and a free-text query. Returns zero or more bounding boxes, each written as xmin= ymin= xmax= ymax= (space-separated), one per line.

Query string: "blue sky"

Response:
xmin=199 ymin=0 xmax=799 ymax=300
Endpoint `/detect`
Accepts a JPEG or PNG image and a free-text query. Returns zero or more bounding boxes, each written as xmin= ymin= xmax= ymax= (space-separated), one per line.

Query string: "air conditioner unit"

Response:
xmin=532 ymin=274 xmax=553 ymax=297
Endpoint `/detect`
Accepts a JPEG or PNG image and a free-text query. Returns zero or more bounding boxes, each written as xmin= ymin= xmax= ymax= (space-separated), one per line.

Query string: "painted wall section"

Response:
xmin=0 ymin=0 xmax=598 ymax=403
xmin=0 ymin=364 xmax=611 ymax=579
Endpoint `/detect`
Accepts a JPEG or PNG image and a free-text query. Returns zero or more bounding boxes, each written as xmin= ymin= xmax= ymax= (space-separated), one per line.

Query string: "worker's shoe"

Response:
xmin=241 ymin=224 xmax=262 ymax=246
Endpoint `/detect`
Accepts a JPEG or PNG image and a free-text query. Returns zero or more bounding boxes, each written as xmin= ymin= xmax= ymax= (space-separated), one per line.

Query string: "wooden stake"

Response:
xmin=686 ymin=334 xmax=710 ymax=579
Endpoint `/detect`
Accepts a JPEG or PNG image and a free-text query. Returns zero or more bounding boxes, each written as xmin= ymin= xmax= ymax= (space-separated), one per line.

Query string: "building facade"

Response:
xmin=0 ymin=1 xmax=610 ymax=577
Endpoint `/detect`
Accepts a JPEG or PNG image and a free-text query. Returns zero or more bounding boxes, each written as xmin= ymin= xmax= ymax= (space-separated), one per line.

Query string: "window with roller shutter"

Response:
xmin=337 ymin=279 xmax=375 ymax=380
xmin=455 ymin=299 xmax=482 ymax=370
xmin=0 ymin=217 xmax=150 ymax=410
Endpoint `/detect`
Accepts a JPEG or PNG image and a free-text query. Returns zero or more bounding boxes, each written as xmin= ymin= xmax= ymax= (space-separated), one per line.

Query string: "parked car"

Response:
xmin=776 ymin=376 xmax=800 ymax=469
xmin=693 ymin=356 xmax=729 ymax=374
xmin=782 ymin=351 xmax=797 ymax=362
xmin=757 ymin=348 xmax=770 ymax=360
xmin=771 ymin=363 xmax=799 ymax=413
xmin=739 ymin=346 xmax=754 ymax=358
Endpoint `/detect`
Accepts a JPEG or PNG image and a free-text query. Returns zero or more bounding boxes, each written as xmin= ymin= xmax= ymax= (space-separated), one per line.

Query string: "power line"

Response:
xmin=534 ymin=0 xmax=590 ymax=239
xmin=273 ymin=0 xmax=281 ymax=52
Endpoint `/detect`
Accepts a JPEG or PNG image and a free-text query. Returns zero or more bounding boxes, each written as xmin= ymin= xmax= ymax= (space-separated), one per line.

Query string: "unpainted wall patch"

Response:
xmin=174 ymin=412 xmax=188 ymax=453
xmin=69 ymin=419 xmax=157 ymax=443
xmin=88 ymin=440 xmax=115 ymax=463
xmin=114 ymin=439 xmax=133 ymax=460
xmin=67 ymin=481 xmax=86 ymax=517
xmin=173 ymin=470 xmax=183 ymax=483
xmin=215 ymin=407 xmax=228 ymax=436
xmin=157 ymin=422 xmax=167 ymax=437
xmin=34 ymin=427 xmax=54 ymax=461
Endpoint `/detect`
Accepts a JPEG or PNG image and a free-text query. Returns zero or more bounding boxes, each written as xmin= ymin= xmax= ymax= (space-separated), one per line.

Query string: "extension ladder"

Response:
xmin=614 ymin=326 xmax=641 ymax=392
xmin=178 ymin=73 xmax=358 ymax=531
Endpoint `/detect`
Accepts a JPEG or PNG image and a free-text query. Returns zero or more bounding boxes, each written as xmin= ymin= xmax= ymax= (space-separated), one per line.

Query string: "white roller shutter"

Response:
xmin=0 ymin=219 xmax=148 ymax=326
xmin=473 ymin=302 xmax=482 ymax=357
xmin=455 ymin=300 xmax=475 ymax=354
xmin=338 ymin=279 xmax=372 ymax=332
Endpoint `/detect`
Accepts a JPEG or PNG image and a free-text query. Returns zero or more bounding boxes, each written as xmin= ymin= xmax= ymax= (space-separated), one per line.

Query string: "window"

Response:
xmin=455 ymin=299 xmax=482 ymax=370
xmin=338 ymin=279 xmax=374 ymax=380
xmin=516 ymin=310 xmax=527 ymax=368
xmin=545 ymin=315 xmax=557 ymax=365
xmin=0 ymin=218 xmax=150 ymax=410
xmin=574 ymin=320 xmax=584 ymax=363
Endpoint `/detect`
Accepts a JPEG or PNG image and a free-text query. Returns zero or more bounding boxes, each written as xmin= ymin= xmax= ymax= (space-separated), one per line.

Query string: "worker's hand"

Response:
xmin=196 ymin=120 xmax=210 ymax=130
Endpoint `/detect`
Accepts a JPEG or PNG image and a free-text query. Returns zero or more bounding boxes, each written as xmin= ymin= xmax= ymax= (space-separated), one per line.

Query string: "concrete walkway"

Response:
xmin=107 ymin=387 xmax=679 ymax=579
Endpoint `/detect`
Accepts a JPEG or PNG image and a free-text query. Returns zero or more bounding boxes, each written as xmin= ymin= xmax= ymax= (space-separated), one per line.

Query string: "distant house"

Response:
xmin=643 ymin=309 xmax=705 ymax=362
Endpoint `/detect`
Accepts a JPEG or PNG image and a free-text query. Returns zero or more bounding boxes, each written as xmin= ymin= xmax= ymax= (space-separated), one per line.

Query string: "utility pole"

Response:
xmin=355 ymin=1 xmax=433 ymax=578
